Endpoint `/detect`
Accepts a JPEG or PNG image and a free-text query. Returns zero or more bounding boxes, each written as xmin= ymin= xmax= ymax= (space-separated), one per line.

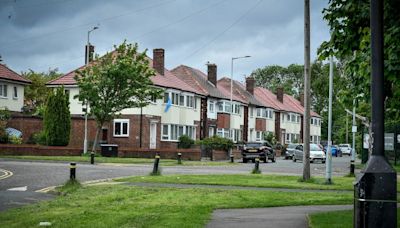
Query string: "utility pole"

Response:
xmin=302 ymin=0 xmax=311 ymax=180
xmin=351 ymin=99 xmax=356 ymax=166
xmin=325 ymin=55 xmax=333 ymax=184
xmin=346 ymin=112 xmax=348 ymax=143
xmin=354 ymin=0 xmax=397 ymax=226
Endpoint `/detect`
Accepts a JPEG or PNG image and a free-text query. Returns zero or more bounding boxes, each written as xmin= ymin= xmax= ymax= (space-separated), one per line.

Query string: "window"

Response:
xmin=311 ymin=118 xmax=314 ymax=125
xmin=209 ymin=101 xmax=215 ymax=113
xmin=209 ymin=127 xmax=215 ymax=137
xmin=250 ymin=107 xmax=254 ymax=117
xmin=113 ymin=119 xmax=129 ymax=137
xmin=149 ymin=94 xmax=157 ymax=103
xmin=162 ymin=125 xmax=169 ymax=140
xmin=296 ymin=115 xmax=300 ymax=123
xmin=256 ymin=131 xmax=262 ymax=142
xmin=217 ymin=101 xmax=233 ymax=113
xmin=256 ymin=108 xmax=261 ymax=117
xmin=0 ymin=84 xmax=6 ymax=98
xmin=186 ymin=96 xmax=194 ymax=108
xmin=164 ymin=92 xmax=169 ymax=103
xmin=287 ymin=114 xmax=290 ymax=121
xmin=224 ymin=102 xmax=231 ymax=113
xmin=13 ymin=86 xmax=18 ymax=99
xmin=233 ymin=104 xmax=240 ymax=114
xmin=217 ymin=128 xmax=230 ymax=139
xmin=267 ymin=109 xmax=273 ymax=119
xmin=179 ymin=95 xmax=185 ymax=106
xmin=231 ymin=129 xmax=242 ymax=143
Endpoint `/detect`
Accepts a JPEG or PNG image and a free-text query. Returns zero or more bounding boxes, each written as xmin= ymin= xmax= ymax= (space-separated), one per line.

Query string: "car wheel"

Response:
xmin=293 ymin=158 xmax=296 ymax=162
xmin=243 ymin=158 xmax=247 ymax=163
xmin=310 ymin=160 xmax=314 ymax=163
xmin=322 ymin=160 xmax=326 ymax=164
xmin=271 ymin=157 xmax=276 ymax=163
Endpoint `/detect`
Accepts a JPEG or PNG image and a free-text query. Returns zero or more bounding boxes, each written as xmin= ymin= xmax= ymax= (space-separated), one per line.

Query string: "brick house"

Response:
xmin=0 ymin=64 xmax=31 ymax=112
xmin=47 ymin=49 xmax=206 ymax=149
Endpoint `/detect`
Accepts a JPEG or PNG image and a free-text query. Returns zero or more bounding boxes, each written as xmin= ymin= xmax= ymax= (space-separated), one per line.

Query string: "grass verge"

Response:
xmin=54 ymin=179 xmax=81 ymax=195
xmin=308 ymin=209 xmax=400 ymax=228
xmin=0 ymin=155 xmax=237 ymax=166
xmin=119 ymin=174 xmax=357 ymax=191
xmin=0 ymin=185 xmax=353 ymax=228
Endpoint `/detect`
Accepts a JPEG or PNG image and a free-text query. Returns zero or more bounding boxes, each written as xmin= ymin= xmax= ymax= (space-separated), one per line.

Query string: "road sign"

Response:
xmin=352 ymin=126 xmax=357 ymax=133
xmin=363 ymin=134 xmax=369 ymax=149
xmin=397 ymin=134 xmax=400 ymax=143
xmin=384 ymin=133 xmax=394 ymax=151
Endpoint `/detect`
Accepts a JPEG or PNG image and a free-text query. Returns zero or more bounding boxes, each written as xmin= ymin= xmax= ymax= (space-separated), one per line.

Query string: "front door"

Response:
xmin=149 ymin=123 xmax=157 ymax=149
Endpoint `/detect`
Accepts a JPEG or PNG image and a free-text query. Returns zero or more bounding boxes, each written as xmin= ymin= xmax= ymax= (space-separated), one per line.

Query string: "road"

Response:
xmin=0 ymin=156 xmax=356 ymax=211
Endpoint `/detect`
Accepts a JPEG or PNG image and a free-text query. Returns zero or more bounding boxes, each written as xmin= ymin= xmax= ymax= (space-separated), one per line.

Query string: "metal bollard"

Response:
xmin=254 ymin=157 xmax=260 ymax=172
xmin=70 ymin=162 xmax=76 ymax=180
xmin=350 ymin=163 xmax=355 ymax=175
xmin=152 ymin=154 xmax=160 ymax=175
xmin=90 ymin=152 xmax=95 ymax=165
xmin=177 ymin=152 xmax=182 ymax=164
xmin=230 ymin=154 xmax=234 ymax=163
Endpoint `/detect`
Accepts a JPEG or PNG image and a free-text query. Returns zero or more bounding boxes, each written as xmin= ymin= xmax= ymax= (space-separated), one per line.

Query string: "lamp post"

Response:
xmin=325 ymin=55 xmax=333 ymax=184
xmin=230 ymin=56 xmax=250 ymax=144
xmin=83 ymin=26 xmax=98 ymax=154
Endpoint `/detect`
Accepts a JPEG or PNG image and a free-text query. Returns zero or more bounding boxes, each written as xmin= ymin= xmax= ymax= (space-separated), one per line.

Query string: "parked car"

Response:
xmin=339 ymin=144 xmax=352 ymax=156
xmin=324 ymin=145 xmax=343 ymax=157
xmin=284 ymin=143 xmax=299 ymax=159
xmin=293 ymin=144 xmax=326 ymax=163
xmin=242 ymin=141 xmax=276 ymax=163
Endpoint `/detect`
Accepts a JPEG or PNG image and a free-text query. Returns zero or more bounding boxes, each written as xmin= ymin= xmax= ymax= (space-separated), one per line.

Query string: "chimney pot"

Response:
xmin=276 ymin=87 xmax=284 ymax=103
xmin=246 ymin=76 xmax=255 ymax=95
xmin=153 ymin=48 xmax=165 ymax=75
xmin=207 ymin=63 xmax=217 ymax=86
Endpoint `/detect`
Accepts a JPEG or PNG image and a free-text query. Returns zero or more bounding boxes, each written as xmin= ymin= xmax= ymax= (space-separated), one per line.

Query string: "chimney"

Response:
xmin=276 ymin=87 xmax=284 ymax=103
xmin=245 ymin=76 xmax=255 ymax=95
xmin=85 ymin=44 xmax=95 ymax=64
xmin=207 ymin=63 xmax=217 ymax=86
xmin=299 ymin=93 xmax=304 ymax=106
xmin=153 ymin=48 xmax=165 ymax=75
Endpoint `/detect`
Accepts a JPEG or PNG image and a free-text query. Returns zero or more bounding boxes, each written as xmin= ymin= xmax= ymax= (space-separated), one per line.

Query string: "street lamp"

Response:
xmin=83 ymin=26 xmax=99 ymax=154
xmin=230 ymin=55 xmax=251 ymax=143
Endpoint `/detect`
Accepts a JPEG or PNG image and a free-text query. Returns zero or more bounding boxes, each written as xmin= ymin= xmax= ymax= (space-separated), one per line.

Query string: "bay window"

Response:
xmin=161 ymin=124 xmax=196 ymax=141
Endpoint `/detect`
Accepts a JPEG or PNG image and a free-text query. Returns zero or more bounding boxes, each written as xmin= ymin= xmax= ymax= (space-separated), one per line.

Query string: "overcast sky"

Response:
xmin=0 ymin=0 xmax=330 ymax=82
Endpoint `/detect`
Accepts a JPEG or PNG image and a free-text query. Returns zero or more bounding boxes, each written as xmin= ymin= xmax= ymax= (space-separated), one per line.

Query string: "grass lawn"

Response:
xmin=119 ymin=174 xmax=357 ymax=191
xmin=308 ymin=209 xmax=400 ymax=228
xmin=0 ymin=155 xmax=237 ymax=166
xmin=0 ymin=184 xmax=353 ymax=228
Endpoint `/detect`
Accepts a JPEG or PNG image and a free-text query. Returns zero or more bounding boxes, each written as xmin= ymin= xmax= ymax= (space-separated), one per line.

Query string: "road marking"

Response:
xmin=0 ymin=168 xmax=13 ymax=180
xmin=7 ymin=186 xmax=27 ymax=191
xmin=35 ymin=186 xmax=56 ymax=193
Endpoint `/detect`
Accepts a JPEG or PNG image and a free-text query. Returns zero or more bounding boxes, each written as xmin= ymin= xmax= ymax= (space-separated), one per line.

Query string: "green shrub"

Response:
xmin=27 ymin=131 xmax=47 ymax=145
xmin=8 ymin=135 xmax=22 ymax=144
xmin=196 ymin=135 xmax=234 ymax=151
xmin=43 ymin=87 xmax=71 ymax=146
xmin=178 ymin=135 xmax=194 ymax=149
xmin=0 ymin=129 xmax=8 ymax=144
xmin=0 ymin=109 xmax=10 ymax=144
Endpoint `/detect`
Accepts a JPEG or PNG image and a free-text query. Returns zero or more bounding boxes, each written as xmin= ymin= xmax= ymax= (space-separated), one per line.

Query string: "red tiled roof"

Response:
xmin=47 ymin=57 xmax=204 ymax=95
xmin=0 ymin=64 xmax=31 ymax=84
xmin=217 ymin=78 xmax=249 ymax=104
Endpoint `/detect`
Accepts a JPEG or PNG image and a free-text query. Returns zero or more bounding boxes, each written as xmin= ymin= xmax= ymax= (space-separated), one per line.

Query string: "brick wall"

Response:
xmin=119 ymin=148 xmax=201 ymax=161
xmin=0 ymin=144 xmax=82 ymax=156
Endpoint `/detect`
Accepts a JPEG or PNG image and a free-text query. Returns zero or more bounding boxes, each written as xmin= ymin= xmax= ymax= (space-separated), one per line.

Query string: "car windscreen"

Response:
xmin=288 ymin=144 xmax=298 ymax=149
xmin=310 ymin=144 xmax=322 ymax=151
xmin=245 ymin=143 xmax=262 ymax=147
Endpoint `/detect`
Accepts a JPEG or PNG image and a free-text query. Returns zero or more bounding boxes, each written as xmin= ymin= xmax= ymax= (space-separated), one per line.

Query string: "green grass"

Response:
xmin=308 ymin=209 xmax=400 ymax=228
xmin=0 ymin=155 xmax=237 ymax=166
xmin=55 ymin=179 xmax=82 ymax=195
xmin=119 ymin=174 xmax=356 ymax=191
xmin=0 ymin=184 xmax=353 ymax=228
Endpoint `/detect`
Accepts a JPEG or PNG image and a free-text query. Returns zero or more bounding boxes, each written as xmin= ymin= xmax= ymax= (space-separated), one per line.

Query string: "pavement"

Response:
xmin=206 ymin=205 xmax=353 ymax=228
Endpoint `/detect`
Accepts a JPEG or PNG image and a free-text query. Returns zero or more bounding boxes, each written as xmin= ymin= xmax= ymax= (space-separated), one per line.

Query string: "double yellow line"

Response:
xmin=0 ymin=168 xmax=13 ymax=180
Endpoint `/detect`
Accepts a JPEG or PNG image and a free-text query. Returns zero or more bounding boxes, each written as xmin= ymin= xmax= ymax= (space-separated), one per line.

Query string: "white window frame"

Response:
xmin=13 ymin=86 xmax=18 ymax=99
xmin=161 ymin=124 xmax=196 ymax=141
xmin=113 ymin=119 xmax=129 ymax=137
xmin=209 ymin=101 xmax=215 ymax=113
xmin=256 ymin=131 xmax=262 ymax=142
xmin=208 ymin=127 xmax=215 ymax=137
xmin=250 ymin=107 xmax=254 ymax=118
xmin=0 ymin=84 xmax=8 ymax=98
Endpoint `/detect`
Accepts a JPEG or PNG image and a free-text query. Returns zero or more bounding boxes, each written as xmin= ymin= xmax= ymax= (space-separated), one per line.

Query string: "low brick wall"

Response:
xmin=119 ymin=148 xmax=201 ymax=161
xmin=0 ymin=144 xmax=82 ymax=156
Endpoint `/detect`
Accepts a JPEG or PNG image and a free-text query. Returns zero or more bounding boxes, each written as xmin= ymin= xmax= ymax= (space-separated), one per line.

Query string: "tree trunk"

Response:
xmin=91 ymin=123 xmax=102 ymax=153
xmin=302 ymin=0 xmax=311 ymax=181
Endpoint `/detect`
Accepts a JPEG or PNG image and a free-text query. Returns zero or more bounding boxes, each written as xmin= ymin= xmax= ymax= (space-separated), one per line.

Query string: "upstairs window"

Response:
xmin=209 ymin=101 xmax=215 ymax=113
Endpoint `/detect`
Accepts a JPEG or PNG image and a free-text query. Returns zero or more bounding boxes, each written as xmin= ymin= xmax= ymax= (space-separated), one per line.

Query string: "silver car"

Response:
xmin=293 ymin=144 xmax=326 ymax=163
xmin=339 ymin=144 xmax=352 ymax=156
xmin=284 ymin=143 xmax=299 ymax=159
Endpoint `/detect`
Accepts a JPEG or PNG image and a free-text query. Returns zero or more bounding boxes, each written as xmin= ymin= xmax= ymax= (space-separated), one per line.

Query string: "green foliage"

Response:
xmin=75 ymin=41 xmax=163 ymax=150
xmin=196 ymin=135 xmax=234 ymax=151
xmin=0 ymin=108 xmax=10 ymax=144
xmin=43 ymin=87 xmax=71 ymax=146
xmin=263 ymin=132 xmax=276 ymax=145
xmin=56 ymin=179 xmax=81 ymax=196
xmin=177 ymin=135 xmax=194 ymax=149
xmin=8 ymin=135 xmax=22 ymax=144
xmin=318 ymin=0 xmax=400 ymax=122
xmin=27 ymin=131 xmax=47 ymax=145
xmin=23 ymin=69 xmax=61 ymax=114
xmin=0 ymin=108 xmax=11 ymax=121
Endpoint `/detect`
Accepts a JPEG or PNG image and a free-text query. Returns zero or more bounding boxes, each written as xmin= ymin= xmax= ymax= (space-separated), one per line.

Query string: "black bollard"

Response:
xmin=255 ymin=157 xmax=259 ymax=171
xmin=70 ymin=162 xmax=76 ymax=180
xmin=177 ymin=152 xmax=182 ymax=164
xmin=230 ymin=154 xmax=234 ymax=163
xmin=152 ymin=154 xmax=160 ymax=175
xmin=90 ymin=152 xmax=95 ymax=165
xmin=350 ymin=163 xmax=355 ymax=175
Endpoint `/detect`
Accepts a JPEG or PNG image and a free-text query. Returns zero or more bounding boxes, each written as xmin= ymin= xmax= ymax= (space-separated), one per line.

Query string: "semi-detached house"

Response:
xmin=0 ymin=64 xmax=31 ymax=112
xmin=47 ymin=49 xmax=205 ymax=149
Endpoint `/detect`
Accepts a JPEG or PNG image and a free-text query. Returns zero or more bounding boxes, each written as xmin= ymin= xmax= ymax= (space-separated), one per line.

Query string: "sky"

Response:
xmin=0 ymin=0 xmax=330 ymax=82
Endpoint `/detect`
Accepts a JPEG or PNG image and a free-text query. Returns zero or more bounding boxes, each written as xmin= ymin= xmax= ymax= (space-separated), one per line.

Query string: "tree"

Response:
xmin=23 ymin=69 xmax=61 ymax=114
xmin=43 ymin=87 xmax=71 ymax=146
xmin=75 ymin=41 xmax=163 ymax=152
xmin=318 ymin=0 xmax=400 ymax=122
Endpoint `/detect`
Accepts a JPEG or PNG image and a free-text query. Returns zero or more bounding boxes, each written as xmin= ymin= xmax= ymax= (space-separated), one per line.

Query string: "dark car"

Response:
xmin=284 ymin=143 xmax=299 ymax=159
xmin=242 ymin=141 xmax=276 ymax=163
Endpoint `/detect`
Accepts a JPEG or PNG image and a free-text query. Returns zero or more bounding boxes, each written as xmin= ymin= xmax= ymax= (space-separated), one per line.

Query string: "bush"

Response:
xmin=43 ymin=87 xmax=71 ymax=146
xmin=0 ymin=109 xmax=10 ymax=144
xmin=196 ymin=135 xmax=234 ymax=151
xmin=8 ymin=135 xmax=22 ymax=144
xmin=28 ymin=131 xmax=47 ymax=145
xmin=178 ymin=135 xmax=194 ymax=149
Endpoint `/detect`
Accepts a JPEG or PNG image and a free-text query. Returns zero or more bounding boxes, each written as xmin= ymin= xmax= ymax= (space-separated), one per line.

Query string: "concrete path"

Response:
xmin=206 ymin=205 xmax=353 ymax=228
